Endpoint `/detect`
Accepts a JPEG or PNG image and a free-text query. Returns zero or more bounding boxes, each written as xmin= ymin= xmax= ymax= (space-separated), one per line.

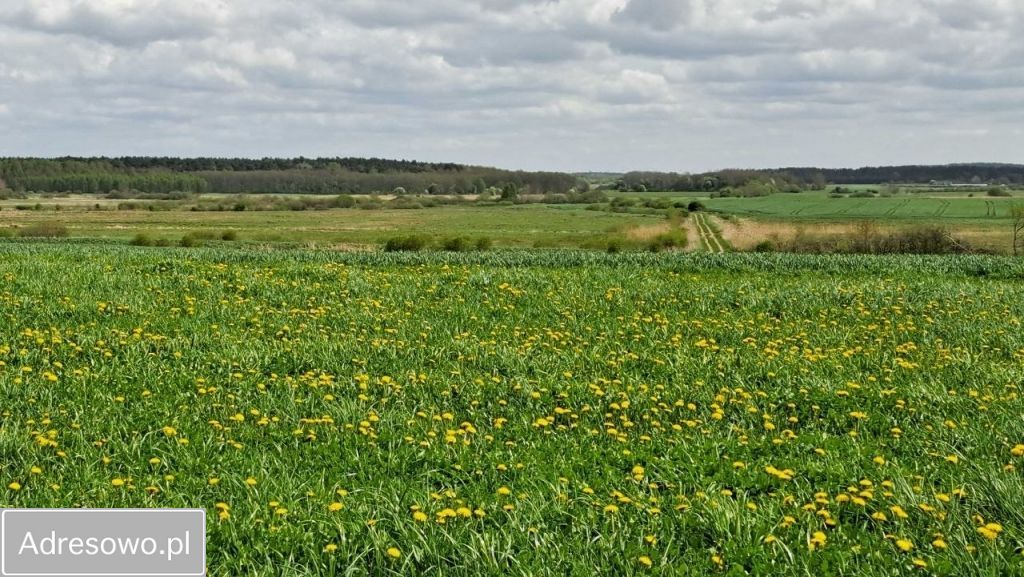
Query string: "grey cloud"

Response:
xmin=613 ymin=0 xmax=692 ymax=31
xmin=1 ymin=0 xmax=1023 ymax=171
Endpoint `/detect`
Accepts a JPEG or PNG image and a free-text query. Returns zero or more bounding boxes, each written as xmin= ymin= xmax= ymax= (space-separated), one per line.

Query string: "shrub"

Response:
xmin=180 ymin=233 xmax=201 ymax=248
xmin=19 ymin=223 xmax=69 ymax=238
xmin=130 ymin=233 xmax=157 ymax=247
xmin=0 ymin=228 xmax=15 ymax=239
xmin=687 ymin=201 xmax=705 ymax=212
xmin=987 ymin=187 xmax=1012 ymax=197
xmin=441 ymin=236 xmax=472 ymax=252
xmin=606 ymin=239 xmax=623 ymax=254
xmin=383 ymin=235 xmax=428 ymax=252
xmin=221 ymin=230 xmax=239 ymax=241
xmin=753 ymin=240 xmax=775 ymax=253
xmin=646 ymin=229 xmax=687 ymax=252
xmin=643 ymin=198 xmax=672 ymax=210
xmin=475 ymin=237 xmax=493 ymax=251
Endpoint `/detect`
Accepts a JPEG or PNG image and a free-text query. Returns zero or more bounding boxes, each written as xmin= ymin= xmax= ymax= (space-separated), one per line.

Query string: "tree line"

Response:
xmin=0 ymin=158 xmax=579 ymax=195
xmin=606 ymin=164 xmax=1024 ymax=193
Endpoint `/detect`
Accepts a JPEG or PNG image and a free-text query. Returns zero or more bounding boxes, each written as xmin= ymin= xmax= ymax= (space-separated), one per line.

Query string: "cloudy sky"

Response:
xmin=1 ymin=0 xmax=1022 ymax=172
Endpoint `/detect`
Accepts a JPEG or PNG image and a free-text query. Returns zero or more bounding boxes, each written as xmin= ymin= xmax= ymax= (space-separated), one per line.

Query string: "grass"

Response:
xmin=0 ymin=203 xmax=662 ymax=249
xmin=3 ymin=190 xmax=1023 ymax=253
xmin=1 ymin=244 xmax=1023 ymax=575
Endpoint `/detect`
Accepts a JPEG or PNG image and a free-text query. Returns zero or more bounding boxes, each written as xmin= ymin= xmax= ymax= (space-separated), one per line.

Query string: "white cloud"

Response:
xmin=0 ymin=0 xmax=1023 ymax=170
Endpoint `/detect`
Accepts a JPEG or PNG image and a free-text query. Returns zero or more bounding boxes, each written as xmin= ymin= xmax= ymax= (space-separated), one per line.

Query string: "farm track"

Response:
xmin=836 ymin=200 xmax=859 ymax=215
xmin=884 ymin=199 xmax=911 ymax=217
xmin=934 ymin=200 xmax=950 ymax=217
xmin=695 ymin=213 xmax=727 ymax=253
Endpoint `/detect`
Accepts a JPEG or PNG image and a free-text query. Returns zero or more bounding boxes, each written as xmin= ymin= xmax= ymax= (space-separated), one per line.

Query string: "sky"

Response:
xmin=1 ymin=0 xmax=1022 ymax=172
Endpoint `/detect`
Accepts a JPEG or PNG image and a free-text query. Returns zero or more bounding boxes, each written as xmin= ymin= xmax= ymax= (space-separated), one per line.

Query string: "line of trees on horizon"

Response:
xmin=0 ymin=157 xmax=579 ymax=196
xmin=4 ymin=158 xmax=1024 ymax=197
xmin=607 ymin=164 xmax=1024 ymax=193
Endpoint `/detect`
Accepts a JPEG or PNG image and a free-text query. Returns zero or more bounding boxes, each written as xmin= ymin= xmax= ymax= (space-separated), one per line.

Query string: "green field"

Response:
xmin=614 ymin=190 xmax=1021 ymax=223
xmin=0 ymin=203 xmax=665 ymax=248
xmin=2 ymin=244 xmax=1023 ymax=575
xmin=3 ymin=189 xmax=1023 ymax=254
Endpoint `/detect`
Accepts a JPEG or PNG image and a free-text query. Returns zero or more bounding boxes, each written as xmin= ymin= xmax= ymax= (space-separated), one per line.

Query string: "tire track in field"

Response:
xmin=934 ymin=200 xmax=950 ymax=217
xmin=884 ymin=199 xmax=911 ymax=217
xmin=836 ymin=200 xmax=867 ymax=216
xmin=694 ymin=213 xmax=726 ymax=253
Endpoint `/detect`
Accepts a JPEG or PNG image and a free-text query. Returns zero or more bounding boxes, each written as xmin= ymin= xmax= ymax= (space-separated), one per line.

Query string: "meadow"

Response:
xmin=2 ymin=244 xmax=1023 ymax=575
xmin=0 ymin=201 xmax=666 ymax=249
xmin=2 ymin=187 xmax=1021 ymax=254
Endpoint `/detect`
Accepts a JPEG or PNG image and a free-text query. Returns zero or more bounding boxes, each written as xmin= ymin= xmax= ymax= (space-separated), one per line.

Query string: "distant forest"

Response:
xmin=0 ymin=157 xmax=579 ymax=195
xmin=611 ymin=163 xmax=1024 ymax=193
xmin=2 ymin=158 xmax=1022 ymax=196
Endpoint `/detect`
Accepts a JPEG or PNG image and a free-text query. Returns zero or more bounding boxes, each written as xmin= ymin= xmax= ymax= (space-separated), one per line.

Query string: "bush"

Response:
xmin=383 ymin=235 xmax=428 ymax=252
xmin=221 ymin=230 xmax=239 ymax=241
xmin=180 ymin=233 xmax=201 ymax=248
xmin=987 ymin=187 xmax=1012 ymax=197
xmin=0 ymin=228 xmax=15 ymax=239
xmin=606 ymin=239 xmax=623 ymax=254
xmin=687 ymin=201 xmax=705 ymax=212
xmin=642 ymin=198 xmax=672 ymax=210
xmin=646 ymin=229 xmax=687 ymax=252
xmin=752 ymin=240 xmax=775 ymax=253
xmin=19 ymin=223 xmax=69 ymax=238
xmin=130 ymin=233 xmax=157 ymax=246
xmin=475 ymin=237 xmax=493 ymax=251
xmin=785 ymin=224 xmax=971 ymax=255
xmin=441 ymin=236 xmax=472 ymax=252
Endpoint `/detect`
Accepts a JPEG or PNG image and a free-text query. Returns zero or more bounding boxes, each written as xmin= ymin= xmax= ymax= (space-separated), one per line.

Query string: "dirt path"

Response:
xmin=694 ymin=213 xmax=726 ymax=253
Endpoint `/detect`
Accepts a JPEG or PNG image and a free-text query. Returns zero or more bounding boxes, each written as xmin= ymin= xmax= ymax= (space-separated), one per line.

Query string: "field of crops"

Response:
xmin=616 ymin=190 xmax=1021 ymax=224
xmin=2 ymin=244 xmax=1023 ymax=575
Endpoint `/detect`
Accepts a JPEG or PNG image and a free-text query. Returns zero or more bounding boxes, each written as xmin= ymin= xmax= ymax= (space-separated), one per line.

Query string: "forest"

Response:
xmin=611 ymin=163 xmax=1024 ymax=193
xmin=5 ymin=158 xmax=1024 ymax=197
xmin=0 ymin=157 xmax=579 ymax=195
